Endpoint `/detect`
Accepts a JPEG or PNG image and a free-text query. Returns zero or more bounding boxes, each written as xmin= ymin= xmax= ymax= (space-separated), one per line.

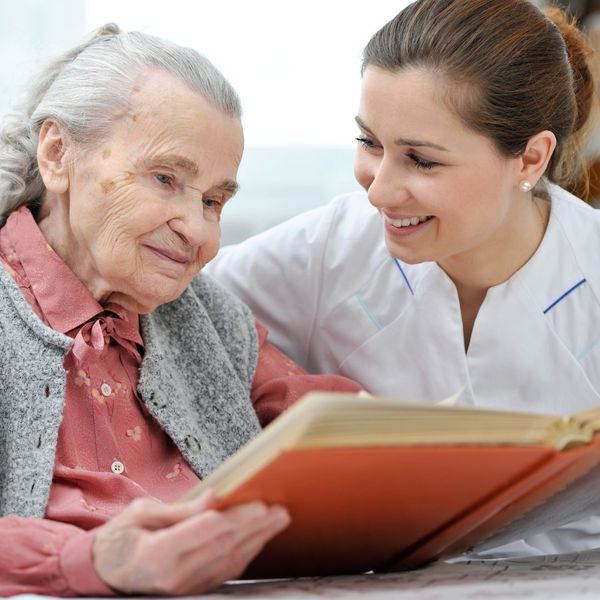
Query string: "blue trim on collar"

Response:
xmin=354 ymin=293 xmax=383 ymax=330
xmin=393 ymin=257 xmax=415 ymax=296
xmin=543 ymin=278 xmax=587 ymax=314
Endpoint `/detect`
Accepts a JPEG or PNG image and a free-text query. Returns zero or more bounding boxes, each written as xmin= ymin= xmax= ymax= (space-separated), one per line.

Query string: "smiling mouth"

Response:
xmin=383 ymin=214 xmax=433 ymax=228
xmin=145 ymin=245 xmax=190 ymax=265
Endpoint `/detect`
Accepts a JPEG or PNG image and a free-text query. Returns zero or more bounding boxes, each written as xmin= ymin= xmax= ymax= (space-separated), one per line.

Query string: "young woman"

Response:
xmin=207 ymin=0 xmax=600 ymax=556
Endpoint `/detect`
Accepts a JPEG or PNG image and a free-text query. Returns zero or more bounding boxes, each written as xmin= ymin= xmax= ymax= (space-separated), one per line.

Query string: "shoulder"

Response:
xmin=542 ymin=182 xmax=600 ymax=306
xmin=0 ymin=261 xmax=71 ymax=349
xmin=206 ymin=190 xmax=389 ymax=311
xmin=187 ymin=274 xmax=258 ymax=368
xmin=187 ymin=272 xmax=256 ymax=331
xmin=322 ymin=191 xmax=386 ymax=258
xmin=253 ymin=190 xmax=378 ymax=236
xmin=310 ymin=190 xmax=382 ymax=248
xmin=145 ymin=274 xmax=259 ymax=384
xmin=210 ymin=190 xmax=381 ymax=269
xmin=267 ymin=190 xmax=388 ymax=281
xmin=149 ymin=273 xmax=257 ymax=347
xmin=547 ymin=183 xmax=600 ymax=260
xmin=548 ymin=182 xmax=600 ymax=225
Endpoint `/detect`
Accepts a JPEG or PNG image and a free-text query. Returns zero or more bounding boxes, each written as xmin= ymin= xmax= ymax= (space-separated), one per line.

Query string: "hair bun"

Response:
xmin=545 ymin=7 xmax=595 ymax=132
xmin=94 ymin=23 xmax=121 ymax=37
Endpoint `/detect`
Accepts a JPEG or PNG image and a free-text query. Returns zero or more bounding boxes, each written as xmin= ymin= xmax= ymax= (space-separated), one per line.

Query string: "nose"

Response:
xmin=168 ymin=202 xmax=213 ymax=248
xmin=355 ymin=152 xmax=410 ymax=210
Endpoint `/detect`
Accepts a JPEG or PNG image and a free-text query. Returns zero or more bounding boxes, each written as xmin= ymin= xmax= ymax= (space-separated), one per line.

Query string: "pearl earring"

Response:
xmin=519 ymin=180 xmax=533 ymax=193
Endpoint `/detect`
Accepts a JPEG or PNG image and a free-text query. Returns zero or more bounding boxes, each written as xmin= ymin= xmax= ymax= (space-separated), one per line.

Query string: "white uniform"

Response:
xmin=206 ymin=182 xmax=600 ymax=556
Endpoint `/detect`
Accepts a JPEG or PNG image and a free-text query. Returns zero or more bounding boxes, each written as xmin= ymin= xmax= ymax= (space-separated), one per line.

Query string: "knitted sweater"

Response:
xmin=0 ymin=264 xmax=260 ymax=517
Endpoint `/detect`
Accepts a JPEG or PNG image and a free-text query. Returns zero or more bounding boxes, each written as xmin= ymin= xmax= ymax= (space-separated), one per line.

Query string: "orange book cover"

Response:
xmin=181 ymin=392 xmax=600 ymax=578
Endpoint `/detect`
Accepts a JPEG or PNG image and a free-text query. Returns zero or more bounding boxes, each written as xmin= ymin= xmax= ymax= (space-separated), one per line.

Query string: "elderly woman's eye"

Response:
xmin=155 ymin=173 xmax=173 ymax=185
xmin=203 ymin=198 xmax=222 ymax=209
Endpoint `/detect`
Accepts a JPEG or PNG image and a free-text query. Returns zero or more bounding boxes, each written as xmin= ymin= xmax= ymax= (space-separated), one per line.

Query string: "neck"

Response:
xmin=36 ymin=193 xmax=112 ymax=304
xmin=439 ymin=195 xmax=549 ymax=297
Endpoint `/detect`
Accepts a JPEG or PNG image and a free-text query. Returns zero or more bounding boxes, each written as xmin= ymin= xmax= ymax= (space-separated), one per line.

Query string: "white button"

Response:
xmin=100 ymin=383 xmax=112 ymax=397
xmin=111 ymin=460 xmax=125 ymax=474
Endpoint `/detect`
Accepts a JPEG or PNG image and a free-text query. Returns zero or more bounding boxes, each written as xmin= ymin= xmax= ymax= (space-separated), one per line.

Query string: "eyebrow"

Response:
xmin=141 ymin=153 xmax=200 ymax=176
xmin=140 ymin=153 xmax=239 ymax=196
xmin=354 ymin=116 xmax=450 ymax=152
xmin=216 ymin=179 xmax=239 ymax=195
xmin=186 ymin=179 xmax=239 ymax=197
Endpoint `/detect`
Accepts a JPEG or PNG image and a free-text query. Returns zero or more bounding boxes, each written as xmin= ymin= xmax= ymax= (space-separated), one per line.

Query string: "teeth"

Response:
xmin=384 ymin=214 xmax=432 ymax=228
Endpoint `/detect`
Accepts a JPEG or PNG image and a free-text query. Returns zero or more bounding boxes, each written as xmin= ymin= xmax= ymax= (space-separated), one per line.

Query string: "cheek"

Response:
xmin=191 ymin=223 xmax=221 ymax=270
xmin=203 ymin=225 xmax=222 ymax=262
xmin=353 ymin=152 xmax=373 ymax=191
xmin=74 ymin=181 xmax=142 ymax=239
xmin=431 ymin=168 xmax=486 ymax=216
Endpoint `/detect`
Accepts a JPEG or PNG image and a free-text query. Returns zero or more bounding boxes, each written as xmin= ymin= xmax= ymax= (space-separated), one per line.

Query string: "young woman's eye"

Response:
xmin=408 ymin=153 xmax=437 ymax=170
xmin=355 ymin=136 xmax=377 ymax=150
xmin=155 ymin=173 xmax=174 ymax=186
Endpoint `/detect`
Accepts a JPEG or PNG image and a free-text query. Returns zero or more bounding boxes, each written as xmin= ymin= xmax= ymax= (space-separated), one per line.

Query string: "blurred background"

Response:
xmin=0 ymin=0 xmax=597 ymax=244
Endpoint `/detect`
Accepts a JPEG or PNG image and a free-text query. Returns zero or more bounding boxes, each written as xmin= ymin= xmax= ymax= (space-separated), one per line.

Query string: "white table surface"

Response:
xmin=10 ymin=549 xmax=600 ymax=600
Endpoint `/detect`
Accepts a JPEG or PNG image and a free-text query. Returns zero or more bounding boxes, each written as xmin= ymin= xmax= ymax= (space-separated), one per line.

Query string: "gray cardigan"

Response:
xmin=0 ymin=264 xmax=261 ymax=517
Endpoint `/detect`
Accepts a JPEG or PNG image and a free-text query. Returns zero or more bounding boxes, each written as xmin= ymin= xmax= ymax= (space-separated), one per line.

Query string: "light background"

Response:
xmin=0 ymin=0 xmax=409 ymax=242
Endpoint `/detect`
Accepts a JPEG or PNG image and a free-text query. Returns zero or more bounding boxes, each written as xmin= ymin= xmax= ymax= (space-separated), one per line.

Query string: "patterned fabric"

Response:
xmin=0 ymin=207 xmax=362 ymax=596
xmin=0 ymin=208 xmax=260 ymax=594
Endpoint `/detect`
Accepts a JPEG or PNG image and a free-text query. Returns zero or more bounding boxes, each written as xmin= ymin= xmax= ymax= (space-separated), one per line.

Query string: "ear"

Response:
xmin=514 ymin=130 xmax=557 ymax=189
xmin=37 ymin=120 xmax=70 ymax=194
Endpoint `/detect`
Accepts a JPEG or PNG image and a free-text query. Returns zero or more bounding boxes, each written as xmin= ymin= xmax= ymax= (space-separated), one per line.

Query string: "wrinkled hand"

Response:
xmin=93 ymin=490 xmax=290 ymax=595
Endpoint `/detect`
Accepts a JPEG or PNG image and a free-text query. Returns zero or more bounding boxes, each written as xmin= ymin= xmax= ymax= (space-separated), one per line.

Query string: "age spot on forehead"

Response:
xmin=101 ymin=149 xmax=111 ymax=160
xmin=101 ymin=178 xmax=117 ymax=194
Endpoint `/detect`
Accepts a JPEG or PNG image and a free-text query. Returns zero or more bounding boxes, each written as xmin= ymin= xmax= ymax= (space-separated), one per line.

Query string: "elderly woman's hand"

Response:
xmin=93 ymin=490 xmax=290 ymax=595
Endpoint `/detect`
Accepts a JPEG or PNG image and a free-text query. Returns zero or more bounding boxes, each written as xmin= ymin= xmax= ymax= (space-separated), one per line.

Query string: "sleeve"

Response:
xmin=251 ymin=322 xmax=363 ymax=427
xmin=0 ymin=516 xmax=115 ymax=597
xmin=205 ymin=202 xmax=338 ymax=370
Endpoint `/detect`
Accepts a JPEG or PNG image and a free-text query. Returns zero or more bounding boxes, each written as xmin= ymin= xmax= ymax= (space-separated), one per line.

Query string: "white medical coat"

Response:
xmin=207 ymin=182 xmax=600 ymax=555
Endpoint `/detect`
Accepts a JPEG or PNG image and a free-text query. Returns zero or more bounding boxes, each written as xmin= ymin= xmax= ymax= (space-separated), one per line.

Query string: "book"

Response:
xmin=181 ymin=391 xmax=600 ymax=578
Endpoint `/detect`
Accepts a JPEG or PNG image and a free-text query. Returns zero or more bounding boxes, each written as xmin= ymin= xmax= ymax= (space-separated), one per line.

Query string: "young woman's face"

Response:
xmin=354 ymin=67 xmax=524 ymax=270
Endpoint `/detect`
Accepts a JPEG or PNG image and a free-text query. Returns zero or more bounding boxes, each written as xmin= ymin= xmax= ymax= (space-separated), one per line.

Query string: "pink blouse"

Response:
xmin=0 ymin=207 xmax=362 ymax=596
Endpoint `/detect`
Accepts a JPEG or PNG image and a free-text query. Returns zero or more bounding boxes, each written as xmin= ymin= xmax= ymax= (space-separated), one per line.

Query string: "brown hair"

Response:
xmin=362 ymin=0 xmax=596 ymax=190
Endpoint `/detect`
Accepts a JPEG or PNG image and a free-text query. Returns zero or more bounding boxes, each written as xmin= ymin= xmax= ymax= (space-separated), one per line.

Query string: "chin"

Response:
xmin=110 ymin=288 xmax=183 ymax=315
xmin=385 ymin=244 xmax=431 ymax=266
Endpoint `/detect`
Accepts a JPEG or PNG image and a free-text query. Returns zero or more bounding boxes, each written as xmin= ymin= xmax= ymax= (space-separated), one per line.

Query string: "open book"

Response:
xmin=181 ymin=391 xmax=600 ymax=578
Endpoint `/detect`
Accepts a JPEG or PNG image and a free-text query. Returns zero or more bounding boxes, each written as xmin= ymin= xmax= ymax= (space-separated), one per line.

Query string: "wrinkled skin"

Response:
xmin=94 ymin=492 xmax=290 ymax=595
xmin=36 ymin=70 xmax=291 ymax=594
xmin=37 ymin=69 xmax=243 ymax=314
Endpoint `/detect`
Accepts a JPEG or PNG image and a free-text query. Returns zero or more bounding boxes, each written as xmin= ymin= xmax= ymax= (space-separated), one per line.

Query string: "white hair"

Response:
xmin=0 ymin=23 xmax=241 ymax=222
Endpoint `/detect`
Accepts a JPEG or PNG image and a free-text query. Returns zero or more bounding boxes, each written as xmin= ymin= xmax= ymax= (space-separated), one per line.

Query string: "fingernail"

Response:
xmin=270 ymin=506 xmax=291 ymax=527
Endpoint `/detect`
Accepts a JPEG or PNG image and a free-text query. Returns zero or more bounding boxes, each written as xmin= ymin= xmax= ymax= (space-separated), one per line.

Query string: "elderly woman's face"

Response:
xmin=44 ymin=70 xmax=243 ymax=314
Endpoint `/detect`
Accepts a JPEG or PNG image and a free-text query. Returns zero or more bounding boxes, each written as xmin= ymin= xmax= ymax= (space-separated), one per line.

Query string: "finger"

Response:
xmin=185 ymin=505 xmax=291 ymax=577
xmin=111 ymin=490 xmax=218 ymax=531
xmin=225 ymin=505 xmax=290 ymax=563
xmin=164 ymin=506 xmax=291 ymax=595
xmin=151 ymin=500 xmax=274 ymax=556
xmin=204 ymin=504 xmax=290 ymax=564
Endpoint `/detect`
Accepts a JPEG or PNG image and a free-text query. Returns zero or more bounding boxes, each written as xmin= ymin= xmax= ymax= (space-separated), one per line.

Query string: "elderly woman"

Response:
xmin=0 ymin=24 xmax=360 ymax=596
